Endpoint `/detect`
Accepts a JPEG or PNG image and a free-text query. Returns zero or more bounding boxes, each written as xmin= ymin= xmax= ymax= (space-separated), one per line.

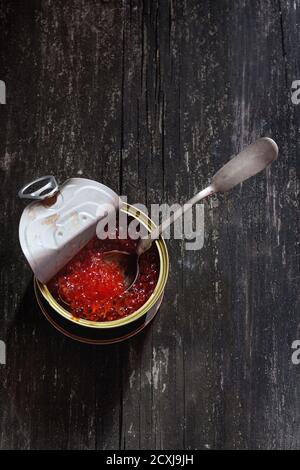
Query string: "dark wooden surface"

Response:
xmin=0 ymin=0 xmax=299 ymax=450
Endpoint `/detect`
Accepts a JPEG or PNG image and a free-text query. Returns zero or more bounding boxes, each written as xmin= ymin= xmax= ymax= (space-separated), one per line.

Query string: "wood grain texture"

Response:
xmin=0 ymin=0 xmax=299 ymax=450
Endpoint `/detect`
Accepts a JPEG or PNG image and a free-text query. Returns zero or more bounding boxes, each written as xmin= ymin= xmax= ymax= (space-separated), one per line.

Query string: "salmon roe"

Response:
xmin=47 ymin=228 xmax=160 ymax=322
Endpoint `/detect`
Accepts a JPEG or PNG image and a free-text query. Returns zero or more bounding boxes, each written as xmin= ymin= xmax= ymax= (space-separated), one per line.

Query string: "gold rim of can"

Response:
xmin=36 ymin=203 xmax=169 ymax=329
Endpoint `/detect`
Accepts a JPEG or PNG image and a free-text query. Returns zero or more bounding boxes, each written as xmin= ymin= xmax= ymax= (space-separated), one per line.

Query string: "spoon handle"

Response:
xmin=137 ymin=137 xmax=278 ymax=256
xmin=211 ymin=137 xmax=278 ymax=193
xmin=137 ymin=185 xmax=214 ymax=255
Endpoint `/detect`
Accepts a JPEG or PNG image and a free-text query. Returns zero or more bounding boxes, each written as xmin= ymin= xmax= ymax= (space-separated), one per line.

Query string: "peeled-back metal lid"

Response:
xmin=18 ymin=176 xmax=120 ymax=284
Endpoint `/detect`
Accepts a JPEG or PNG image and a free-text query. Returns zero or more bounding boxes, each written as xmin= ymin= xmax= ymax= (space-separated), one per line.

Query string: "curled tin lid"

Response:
xmin=19 ymin=176 xmax=120 ymax=284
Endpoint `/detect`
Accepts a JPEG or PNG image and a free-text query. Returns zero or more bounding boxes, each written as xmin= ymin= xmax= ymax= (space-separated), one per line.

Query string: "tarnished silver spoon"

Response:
xmin=104 ymin=137 xmax=278 ymax=289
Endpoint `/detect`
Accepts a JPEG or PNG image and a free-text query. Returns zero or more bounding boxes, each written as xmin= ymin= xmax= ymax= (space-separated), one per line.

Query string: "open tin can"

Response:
xmin=19 ymin=177 xmax=169 ymax=344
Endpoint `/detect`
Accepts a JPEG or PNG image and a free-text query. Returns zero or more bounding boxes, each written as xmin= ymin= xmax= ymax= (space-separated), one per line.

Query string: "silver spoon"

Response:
xmin=104 ymin=137 xmax=278 ymax=289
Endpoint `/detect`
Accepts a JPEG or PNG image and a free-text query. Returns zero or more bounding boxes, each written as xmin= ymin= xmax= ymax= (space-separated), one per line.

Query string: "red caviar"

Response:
xmin=48 ymin=228 xmax=160 ymax=322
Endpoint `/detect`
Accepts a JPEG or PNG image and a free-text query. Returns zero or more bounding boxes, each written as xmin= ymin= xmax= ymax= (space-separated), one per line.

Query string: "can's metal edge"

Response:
xmin=34 ymin=279 xmax=164 ymax=345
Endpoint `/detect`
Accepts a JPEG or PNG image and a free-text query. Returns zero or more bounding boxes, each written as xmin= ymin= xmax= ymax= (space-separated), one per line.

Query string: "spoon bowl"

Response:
xmin=103 ymin=250 xmax=139 ymax=290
